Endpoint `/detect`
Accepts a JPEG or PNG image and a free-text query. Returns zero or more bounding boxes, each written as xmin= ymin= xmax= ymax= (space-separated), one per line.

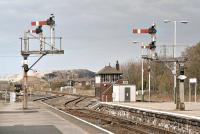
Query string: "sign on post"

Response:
xmin=10 ymin=92 xmax=16 ymax=103
xmin=189 ymin=78 xmax=197 ymax=102
xmin=189 ymin=78 xmax=197 ymax=83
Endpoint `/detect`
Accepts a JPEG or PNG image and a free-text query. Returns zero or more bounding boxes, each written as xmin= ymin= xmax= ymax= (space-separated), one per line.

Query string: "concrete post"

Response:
xmin=5 ymin=90 xmax=7 ymax=103
xmin=23 ymin=55 xmax=29 ymax=109
xmin=178 ymin=63 xmax=185 ymax=111
xmin=23 ymin=70 xmax=28 ymax=109
xmin=176 ymin=81 xmax=185 ymax=111
xmin=148 ymin=65 xmax=151 ymax=102
xmin=23 ymin=62 xmax=28 ymax=109
xmin=179 ymin=81 xmax=184 ymax=103
xmin=195 ymin=83 xmax=197 ymax=102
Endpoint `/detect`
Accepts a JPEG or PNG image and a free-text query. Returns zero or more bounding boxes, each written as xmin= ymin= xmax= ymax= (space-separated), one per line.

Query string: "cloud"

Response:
xmin=0 ymin=0 xmax=199 ymax=75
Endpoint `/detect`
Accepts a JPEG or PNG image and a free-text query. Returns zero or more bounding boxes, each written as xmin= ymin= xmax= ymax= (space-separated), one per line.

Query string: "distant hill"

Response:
xmin=74 ymin=69 xmax=96 ymax=78
xmin=42 ymin=69 xmax=96 ymax=81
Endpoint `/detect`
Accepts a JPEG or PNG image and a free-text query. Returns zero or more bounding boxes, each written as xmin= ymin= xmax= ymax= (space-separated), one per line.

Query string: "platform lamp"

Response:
xmin=164 ymin=20 xmax=189 ymax=103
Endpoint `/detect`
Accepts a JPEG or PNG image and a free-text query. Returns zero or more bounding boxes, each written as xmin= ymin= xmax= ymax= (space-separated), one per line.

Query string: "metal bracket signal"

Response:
xmin=20 ymin=14 xmax=64 ymax=109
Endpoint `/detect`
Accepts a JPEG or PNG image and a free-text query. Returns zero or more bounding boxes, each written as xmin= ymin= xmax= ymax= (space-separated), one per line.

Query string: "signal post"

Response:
xmin=132 ymin=23 xmax=157 ymax=102
xmin=20 ymin=14 xmax=64 ymax=109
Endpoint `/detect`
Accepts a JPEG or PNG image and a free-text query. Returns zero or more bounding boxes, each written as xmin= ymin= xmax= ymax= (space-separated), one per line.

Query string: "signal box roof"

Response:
xmin=97 ymin=65 xmax=122 ymax=75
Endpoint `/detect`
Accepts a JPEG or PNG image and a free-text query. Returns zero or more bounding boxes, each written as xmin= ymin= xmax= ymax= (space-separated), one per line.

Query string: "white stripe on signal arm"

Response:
xmin=36 ymin=21 xmax=39 ymax=26
xmin=138 ymin=29 xmax=141 ymax=33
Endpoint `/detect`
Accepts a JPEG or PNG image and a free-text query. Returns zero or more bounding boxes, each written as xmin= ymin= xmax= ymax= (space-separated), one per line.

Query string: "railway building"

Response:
xmin=95 ymin=61 xmax=136 ymax=102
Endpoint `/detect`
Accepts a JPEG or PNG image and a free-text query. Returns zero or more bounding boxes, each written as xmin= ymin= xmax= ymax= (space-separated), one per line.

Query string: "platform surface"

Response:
xmin=109 ymin=102 xmax=200 ymax=117
xmin=0 ymin=101 xmax=110 ymax=134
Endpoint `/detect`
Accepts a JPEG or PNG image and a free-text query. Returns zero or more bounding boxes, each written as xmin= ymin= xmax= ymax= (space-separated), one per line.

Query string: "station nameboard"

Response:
xmin=189 ymin=78 xmax=197 ymax=83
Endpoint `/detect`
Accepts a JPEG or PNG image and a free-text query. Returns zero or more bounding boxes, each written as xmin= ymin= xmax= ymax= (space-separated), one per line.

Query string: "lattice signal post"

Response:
xmin=20 ymin=14 xmax=64 ymax=109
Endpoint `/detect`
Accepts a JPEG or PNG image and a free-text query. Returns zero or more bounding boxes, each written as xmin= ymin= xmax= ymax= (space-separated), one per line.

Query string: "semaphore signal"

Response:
xmin=20 ymin=14 xmax=64 ymax=109
xmin=133 ymin=23 xmax=157 ymax=59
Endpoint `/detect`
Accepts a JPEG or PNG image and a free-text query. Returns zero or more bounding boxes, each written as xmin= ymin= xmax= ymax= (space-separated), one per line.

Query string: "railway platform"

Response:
xmin=109 ymin=102 xmax=200 ymax=117
xmin=98 ymin=102 xmax=200 ymax=133
xmin=0 ymin=101 xmax=112 ymax=134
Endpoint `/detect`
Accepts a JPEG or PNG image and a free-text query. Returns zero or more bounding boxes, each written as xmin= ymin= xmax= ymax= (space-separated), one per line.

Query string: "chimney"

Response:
xmin=116 ymin=60 xmax=119 ymax=70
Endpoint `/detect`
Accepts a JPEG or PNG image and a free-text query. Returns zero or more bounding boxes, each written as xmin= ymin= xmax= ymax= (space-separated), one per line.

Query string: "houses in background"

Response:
xmin=0 ymin=61 xmax=136 ymax=102
xmin=0 ymin=81 xmax=10 ymax=91
xmin=66 ymin=78 xmax=95 ymax=87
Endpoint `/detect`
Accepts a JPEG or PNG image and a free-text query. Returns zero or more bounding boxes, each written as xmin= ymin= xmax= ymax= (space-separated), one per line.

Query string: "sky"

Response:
xmin=0 ymin=0 xmax=200 ymax=76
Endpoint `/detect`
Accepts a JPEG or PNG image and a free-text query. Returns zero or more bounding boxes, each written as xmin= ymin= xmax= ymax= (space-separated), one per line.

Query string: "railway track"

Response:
xmin=35 ymin=90 xmax=95 ymax=98
xmin=64 ymin=108 xmax=175 ymax=134
xmin=33 ymin=94 xmax=64 ymax=101
xmin=64 ymin=97 xmax=82 ymax=106
xmin=34 ymin=93 xmax=177 ymax=134
xmin=75 ymin=97 xmax=87 ymax=107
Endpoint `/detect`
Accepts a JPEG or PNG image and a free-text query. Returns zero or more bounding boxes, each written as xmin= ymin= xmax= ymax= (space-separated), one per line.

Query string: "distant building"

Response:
xmin=66 ymin=80 xmax=75 ymax=87
xmin=65 ymin=78 xmax=95 ymax=87
xmin=75 ymin=78 xmax=95 ymax=87
xmin=95 ymin=61 xmax=136 ymax=102
xmin=0 ymin=81 xmax=9 ymax=91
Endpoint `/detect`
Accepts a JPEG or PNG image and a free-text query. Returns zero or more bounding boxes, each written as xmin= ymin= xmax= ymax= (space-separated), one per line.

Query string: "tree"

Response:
xmin=121 ymin=61 xmax=144 ymax=90
xmin=185 ymin=42 xmax=200 ymax=92
xmin=121 ymin=60 xmax=173 ymax=100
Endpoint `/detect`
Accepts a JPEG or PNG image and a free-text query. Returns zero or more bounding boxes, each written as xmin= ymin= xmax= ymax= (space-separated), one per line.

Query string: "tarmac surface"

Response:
xmin=0 ymin=101 xmax=111 ymax=134
xmin=110 ymin=102 xmax=200 ymax=117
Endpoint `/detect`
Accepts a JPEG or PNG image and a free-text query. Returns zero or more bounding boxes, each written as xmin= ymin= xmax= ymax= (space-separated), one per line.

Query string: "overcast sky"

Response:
xmin=0 ymin=0 xmax=199 ymax=76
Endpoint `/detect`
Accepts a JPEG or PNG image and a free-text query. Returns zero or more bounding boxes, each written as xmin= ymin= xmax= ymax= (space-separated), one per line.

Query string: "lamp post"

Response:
xmin=132 ymin=41 xmax=144 ymax=102
xmin=164 ymin=20 xmax=189 ymax=103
